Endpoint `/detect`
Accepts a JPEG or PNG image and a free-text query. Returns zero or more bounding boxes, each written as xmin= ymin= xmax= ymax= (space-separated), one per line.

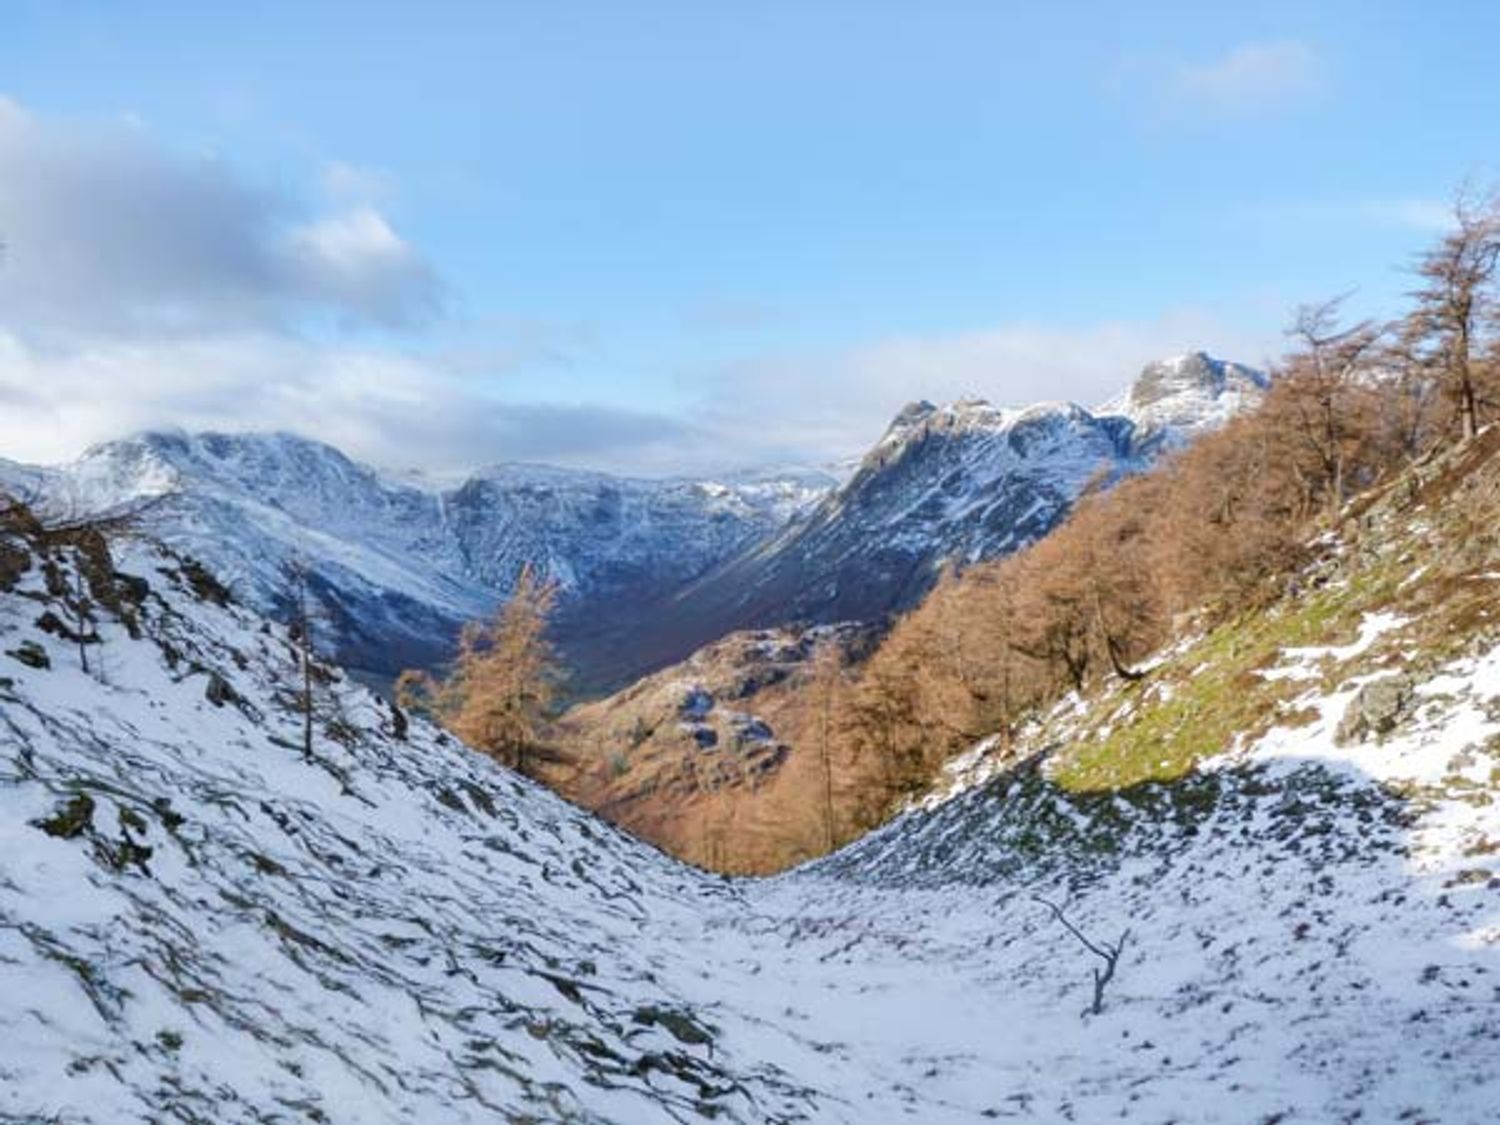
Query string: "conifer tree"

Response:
xmin=808 ymin=638 xmax=844 ymax=852
xmin=399 ymin=564 xmax=561 ymax=774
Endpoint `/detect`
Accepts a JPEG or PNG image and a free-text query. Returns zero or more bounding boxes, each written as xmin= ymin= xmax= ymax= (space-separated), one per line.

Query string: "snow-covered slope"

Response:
xmin=569 ymin=352 xmax=1267 ymax=685
xmin=3 ymin=432 xmax=832 ymax=680
xmin=3 ymin=445 xmax=1497 ymax=1121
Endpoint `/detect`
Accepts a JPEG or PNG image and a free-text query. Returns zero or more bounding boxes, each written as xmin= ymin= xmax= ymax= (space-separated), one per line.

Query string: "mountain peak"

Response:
xmin=1104 ymin=350 xmax=1269 ymax=442
xmin=889 ymin=399 xmax=938 ymax=430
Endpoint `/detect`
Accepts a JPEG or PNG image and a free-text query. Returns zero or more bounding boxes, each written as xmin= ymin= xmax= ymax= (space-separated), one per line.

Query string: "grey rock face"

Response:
xmin=5 ymin=432 xmax=832 ymax=682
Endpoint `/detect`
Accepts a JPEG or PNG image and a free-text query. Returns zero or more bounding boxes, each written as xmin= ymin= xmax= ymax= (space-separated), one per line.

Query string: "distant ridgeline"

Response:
xmin=0 ymin=351 xmax=1264 ymax=692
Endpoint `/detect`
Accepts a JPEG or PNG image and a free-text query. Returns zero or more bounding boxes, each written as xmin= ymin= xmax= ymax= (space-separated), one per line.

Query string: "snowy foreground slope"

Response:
xmin=3 ymin=512 xmax=1498 ymax=1120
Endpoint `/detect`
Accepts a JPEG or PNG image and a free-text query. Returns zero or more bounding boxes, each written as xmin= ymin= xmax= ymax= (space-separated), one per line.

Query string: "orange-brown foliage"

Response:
xmin=841 ymin=306 xmax=1431 ymax=798
xmin=398 ymin=564 xmax=561 ymax=773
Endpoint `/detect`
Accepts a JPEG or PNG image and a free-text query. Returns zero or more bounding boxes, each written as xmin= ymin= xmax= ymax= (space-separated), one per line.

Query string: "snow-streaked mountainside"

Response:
xmin=750 ymin=351 xmax=1266 ymax=593
xmin=567 ymin=352 xmax=1268 ymax=687
xmin=3 ymin=433 xmax=1498 ymax=1122
xmin=0 ymin=352 xmax=1261 ymax=690
xmin=1097 ymin=350 xmax=1268 ymax=449
xmin=0 ymin=433 xmax=833 ymax=680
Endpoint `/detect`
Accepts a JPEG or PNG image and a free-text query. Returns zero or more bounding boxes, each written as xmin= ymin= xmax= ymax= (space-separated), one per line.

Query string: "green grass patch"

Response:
xmin=1050 ymin=567 xmax=1404 ymax=794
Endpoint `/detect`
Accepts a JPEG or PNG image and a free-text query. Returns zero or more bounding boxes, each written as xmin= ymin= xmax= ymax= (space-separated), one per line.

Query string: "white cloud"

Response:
xmin=0 ymin=306 xmax=1280 ymax=477
xmin=0 ymin=99 xmax=685 ymax=477
xmin=686 ymin=308 xmax=1283 ymax=466
xmin=1356 ymin=198 xmax=1452 ymax=233
xmin=282 ymin=207 xmax=439 ymax=327
xmin=0 ymin=328 xmax=690 ymax=475
xmin=1117 ymin=40 xmax=1325 ymax=121
xmin=1240 ymin=196 xmax=1456 ymax=238
xmin=0 ymin=96 xmax=440 ymax=341
xmin=0 ymin=99 xmax=1287 ymax=479
xmin=1175 ymin=41 xmax=1323 ymax=111
xmin=319 ymin=159 xmax=397 ymax=207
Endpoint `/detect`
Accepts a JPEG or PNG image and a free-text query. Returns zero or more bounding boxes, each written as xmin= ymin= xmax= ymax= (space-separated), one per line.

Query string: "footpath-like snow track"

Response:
xmin=2 ymin=536 xmax=1498 ymax=1122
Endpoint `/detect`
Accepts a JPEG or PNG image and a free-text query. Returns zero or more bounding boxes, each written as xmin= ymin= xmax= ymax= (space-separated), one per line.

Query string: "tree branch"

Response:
xmin=1033 ymin=895 xmax=1131 ymax=1016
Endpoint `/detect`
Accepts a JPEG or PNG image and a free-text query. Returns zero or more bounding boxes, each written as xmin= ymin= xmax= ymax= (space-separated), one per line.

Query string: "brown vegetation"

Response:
xmin=538 ymin=624 xmax=878 ymax=875
xmin=828 ymin=190 xmax=1500 ymax=837
xmin=423 ymin=190 xmax=1500 ymax=875
xmin=1403 ymin=186 xmax=1500 ymax=442
xmin=575 ymin=612 xmax=930 ymax=865
xmin=398 ymin=565 xmax=562 ymax=775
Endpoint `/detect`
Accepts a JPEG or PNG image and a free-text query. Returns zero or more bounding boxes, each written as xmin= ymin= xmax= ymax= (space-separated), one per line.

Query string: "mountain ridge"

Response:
xmin=0 ymin=350 xmax=1265 ymax=689
xmin=0 ymin=429 xmax=833 ymax=680
xmin=562 ymin=351 xmax=1268 ymax=688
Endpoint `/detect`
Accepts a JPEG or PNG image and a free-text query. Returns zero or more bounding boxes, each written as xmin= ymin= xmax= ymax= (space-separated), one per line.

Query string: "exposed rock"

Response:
xmin=7 ymin=640 xmax=50 ymax=670
xmin=31 ymin=793 xmax=96 ymax=839
xmin=35 ymin=609 xmax=88 ymax=644
xmin=728 ymin=714 xmax=775 ymax=745
xmin=549 ymin=622 xmax=875 ymax=874
xmin=4 ymin=430 xmax=829 ymax=685
xmin=179 ymin=558 xmax=233 ymax=607
xmin=0 ymin=541 xmax=31 ymax=591
xmin=4 ymin=357 xmax=1257 ymax=690
xmin=580 ymin=353 xmax=1266 ymax=686
xmin=204 ymin=671 xmax=244 ymax=709
xmin=677 ymin=687 xmax=714 ymax=720
xmin=1336 ymin=675 xmax=1415 ymax=744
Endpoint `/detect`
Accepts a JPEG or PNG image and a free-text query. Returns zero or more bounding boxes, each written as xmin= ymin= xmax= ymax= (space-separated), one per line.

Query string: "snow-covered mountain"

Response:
xmin=1098 ymin=349 xmax=1268 ymax=450
xmin=748 ymin=350 xmax=1267 ymax=612
xmin=567 ymin=352 xmax=1267 ymax=686
xmin=0 ymin=351 xmax=1263 ymax=689
xmin=2 ymin=448 xmax=1496 ymax=1122
xmin=0 ymin=432 xmax=834 ymax=680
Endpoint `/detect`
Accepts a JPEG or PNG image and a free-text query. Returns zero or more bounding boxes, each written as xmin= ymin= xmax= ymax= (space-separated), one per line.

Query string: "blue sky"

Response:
xmin=0 ymin=1 xmax=1495 ymax=473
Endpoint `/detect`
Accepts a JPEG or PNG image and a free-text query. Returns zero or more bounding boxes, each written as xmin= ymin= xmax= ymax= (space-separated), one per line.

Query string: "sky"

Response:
xmin=0 ymin=1 xmax=1495 ymax=476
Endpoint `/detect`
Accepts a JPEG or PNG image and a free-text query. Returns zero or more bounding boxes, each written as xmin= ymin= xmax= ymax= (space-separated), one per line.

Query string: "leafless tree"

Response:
xmin=1033 ymin=895 xmax=1130 ymax=1017
xmin=1280 ymin=294 xmax=1385 ymax=510
xmin=9 ymin=490 xmax=175 ymax=676
xmin=1406 ymin=188 xmax=1500 ymax=443
xmin=284 ymin=550 xmax=319 ymax=761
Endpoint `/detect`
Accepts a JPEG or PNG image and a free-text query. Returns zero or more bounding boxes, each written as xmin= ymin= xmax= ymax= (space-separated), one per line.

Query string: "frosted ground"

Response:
xmin=2 ymin=535 xmax=1497 ymax=1122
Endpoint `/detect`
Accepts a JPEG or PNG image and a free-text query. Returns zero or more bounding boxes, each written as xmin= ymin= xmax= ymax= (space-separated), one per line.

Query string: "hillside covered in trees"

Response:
xmin=529 ymin=191 xmax=1500 ymax=873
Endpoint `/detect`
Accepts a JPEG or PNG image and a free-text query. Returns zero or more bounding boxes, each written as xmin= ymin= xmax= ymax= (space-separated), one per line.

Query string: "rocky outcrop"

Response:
xmin=548 ymin=622 xmax=878 ymax=874
xmin=1336 ymin=675 xmax=1416 ymax=745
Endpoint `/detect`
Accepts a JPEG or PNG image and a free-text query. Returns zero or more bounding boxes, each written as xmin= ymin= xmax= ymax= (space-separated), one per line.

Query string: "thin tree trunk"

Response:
xmin=819 ymin=678 xmax=836 ymax=852
xmin=300 ymin=645 xmax=313 ymax=760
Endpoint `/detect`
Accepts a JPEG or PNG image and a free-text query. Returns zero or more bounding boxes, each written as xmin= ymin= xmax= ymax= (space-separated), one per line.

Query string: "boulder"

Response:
xmin=1335 ymin=675 xmax=1414 ymax=745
